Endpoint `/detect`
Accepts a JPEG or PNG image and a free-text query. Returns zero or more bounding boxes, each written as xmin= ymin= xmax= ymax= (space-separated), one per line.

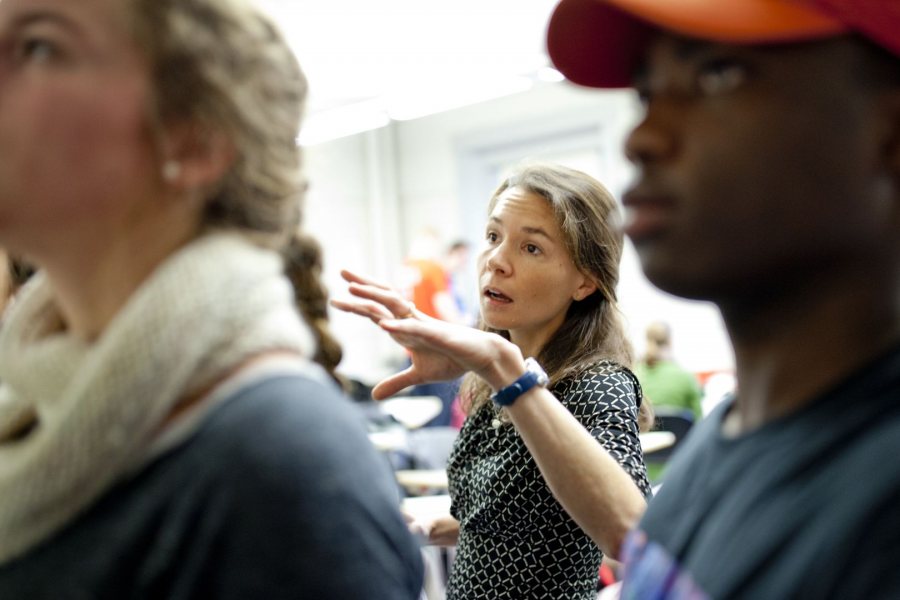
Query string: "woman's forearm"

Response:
xmin=506 ymin=387 xmax=646 ymax=559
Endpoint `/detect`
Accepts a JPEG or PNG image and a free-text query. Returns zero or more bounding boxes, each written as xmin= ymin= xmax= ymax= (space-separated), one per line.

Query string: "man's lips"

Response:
xmin=621 ymin=188 xmax=677 ymax=242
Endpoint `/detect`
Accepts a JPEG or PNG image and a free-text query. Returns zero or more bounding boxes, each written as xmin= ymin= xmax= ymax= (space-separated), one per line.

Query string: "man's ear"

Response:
xmin=873 ymin=89 xmax=900 ymax=229
xmin=159 ymin=121 xmax=236 ymax=192
xmin=878 ymin=88 xmax=900 ymax=173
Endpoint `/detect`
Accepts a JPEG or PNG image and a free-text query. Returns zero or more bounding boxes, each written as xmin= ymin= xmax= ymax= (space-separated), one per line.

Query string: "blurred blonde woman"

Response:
xmin=0 ymin=0 xmax=422 ymax=597
xmin=335 ymin=163 xmax=651 ymax=599
xmin=0 ymin=250 xmax=10 ymax=316
xmin=1 ymin=254 xmax=35 ymax=312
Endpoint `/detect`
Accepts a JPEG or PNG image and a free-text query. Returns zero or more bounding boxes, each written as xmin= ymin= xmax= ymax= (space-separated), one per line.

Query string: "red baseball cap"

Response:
xmin=547 ymin=0 xmax=900 ymax=88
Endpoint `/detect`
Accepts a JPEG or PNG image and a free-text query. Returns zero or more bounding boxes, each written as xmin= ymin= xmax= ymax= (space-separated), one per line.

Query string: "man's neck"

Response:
xmin=720 ymin=266 xmax=900 ymax=434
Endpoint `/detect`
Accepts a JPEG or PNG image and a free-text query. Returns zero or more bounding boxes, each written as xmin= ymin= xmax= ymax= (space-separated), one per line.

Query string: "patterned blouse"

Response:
xmin=446 ymin=361 xmax=651 ymax=599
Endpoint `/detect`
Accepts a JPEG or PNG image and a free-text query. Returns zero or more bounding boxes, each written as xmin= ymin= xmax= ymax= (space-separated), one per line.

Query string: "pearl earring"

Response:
xmin=162 ymin=160 xmax=181 ymax=183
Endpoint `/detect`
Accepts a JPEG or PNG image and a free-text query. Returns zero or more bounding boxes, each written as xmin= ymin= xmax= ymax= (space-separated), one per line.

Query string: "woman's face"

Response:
xmin=477 ymin=186 xmax=596 ymax=355
xmin=0 ymin=0 xmax=160 ymax=257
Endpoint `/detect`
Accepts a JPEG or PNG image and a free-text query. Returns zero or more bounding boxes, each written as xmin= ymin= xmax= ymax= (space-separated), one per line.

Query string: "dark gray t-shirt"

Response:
xmin=0 ymin=375 xmax=423 ymax=599
xmin=621 ymin=345 xmax=900 ymax=599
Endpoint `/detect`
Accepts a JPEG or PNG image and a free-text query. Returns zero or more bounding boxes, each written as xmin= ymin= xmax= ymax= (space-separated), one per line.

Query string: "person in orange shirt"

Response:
xmin=402 ymin=228 xmax=469 ymax=324
xmin=400 ymin=229 xmax=471 ymax=426
xmin=406 ymin=256 xmax=452 ymax=320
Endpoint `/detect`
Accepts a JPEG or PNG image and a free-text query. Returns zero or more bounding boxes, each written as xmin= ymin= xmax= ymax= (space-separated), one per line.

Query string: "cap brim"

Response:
xmin=547 ymin=0 xmax=848 ymax=88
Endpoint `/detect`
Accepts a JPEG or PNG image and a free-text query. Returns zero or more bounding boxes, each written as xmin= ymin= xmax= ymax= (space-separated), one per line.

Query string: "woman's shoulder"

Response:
xmin=552 ymin=360 xmax=641 ymax=408
xmin=137 ymin=371 xmax=388 ymax=506
xmin=94 ymin=373 xmax=423 ymax=599
xmin=197 ymin=373 xmax=373 ymax=466
xmin=565 ymin=360 xmax=638 ymax=386
xmin=166 ymin=373 xmax=408 ymax=537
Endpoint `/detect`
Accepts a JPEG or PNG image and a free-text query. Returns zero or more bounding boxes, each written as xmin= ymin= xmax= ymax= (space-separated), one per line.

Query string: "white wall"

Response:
xmin=303 ymin=127 xmax=410 ymax=382
xmin=304 ymin=80 xmax=734 ymax=385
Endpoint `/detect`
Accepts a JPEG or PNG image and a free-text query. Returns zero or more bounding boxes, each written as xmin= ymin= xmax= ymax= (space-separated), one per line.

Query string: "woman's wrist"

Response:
xmin=483 ymin=338 xmax=527 ymax=391
xmin=490 ymin=362 xmax=528 ymax=392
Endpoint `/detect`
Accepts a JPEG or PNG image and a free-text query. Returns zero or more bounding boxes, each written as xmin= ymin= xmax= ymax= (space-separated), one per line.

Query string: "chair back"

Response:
xmin=646 ymin=408 xmax=695 ymax=462
xmin=407 ymin=427 xmax=459 ymax=469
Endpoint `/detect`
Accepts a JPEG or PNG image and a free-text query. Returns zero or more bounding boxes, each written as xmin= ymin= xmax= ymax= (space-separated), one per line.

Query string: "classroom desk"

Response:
xmin=395 ymin=469 xmax=449 ymax=493
xmin=380 ymin=396 xmax=443 ymax=429
xmin=639 ymin=430 xmax=677 ymax=454
xmin=393 ymin=432 xmax=674 ymax=496
xmin=368 ymin=428 xmax=409 ymax=452
xmin=401 ymin=494 xmax=452 ymax=521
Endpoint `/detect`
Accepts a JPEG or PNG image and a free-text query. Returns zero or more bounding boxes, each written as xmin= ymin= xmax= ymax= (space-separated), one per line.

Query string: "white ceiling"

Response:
xmin=256 ymin=0 xmax=563 ymax=143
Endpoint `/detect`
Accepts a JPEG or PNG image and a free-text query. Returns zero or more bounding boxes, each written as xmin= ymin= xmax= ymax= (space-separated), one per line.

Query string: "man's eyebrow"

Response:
xmin=632 ymin=35 xmax=710 ymax=88
xmin=633 ymin=60 xmax=649 ymax=88
xmin=671 ymin=37 xmax=708 ymax=60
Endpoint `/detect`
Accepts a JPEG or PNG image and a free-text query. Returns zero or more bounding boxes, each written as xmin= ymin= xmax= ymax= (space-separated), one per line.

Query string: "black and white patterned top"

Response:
xmin=446 ymin=361 xmax=651 ymax=599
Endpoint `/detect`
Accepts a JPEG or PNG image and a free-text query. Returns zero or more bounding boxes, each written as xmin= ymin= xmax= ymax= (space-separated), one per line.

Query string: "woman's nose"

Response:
xmin=484 ymin=245 xmax=510 ymax=274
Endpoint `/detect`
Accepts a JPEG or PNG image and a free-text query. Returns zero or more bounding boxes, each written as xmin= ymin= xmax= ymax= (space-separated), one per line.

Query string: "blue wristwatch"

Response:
xmin=491 ymin=357 xmax=549 ymax=406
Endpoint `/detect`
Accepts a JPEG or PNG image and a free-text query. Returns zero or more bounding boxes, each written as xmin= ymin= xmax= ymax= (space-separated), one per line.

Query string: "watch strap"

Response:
xmin=490 ymin=357 xmax=549 ymax=406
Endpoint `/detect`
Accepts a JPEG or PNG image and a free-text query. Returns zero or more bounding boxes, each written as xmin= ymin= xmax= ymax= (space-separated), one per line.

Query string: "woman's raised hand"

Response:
xmin=330 ymin=270 xmax=415 ymax=324
xmin=331 ymin=270 xmax=518 ymax=399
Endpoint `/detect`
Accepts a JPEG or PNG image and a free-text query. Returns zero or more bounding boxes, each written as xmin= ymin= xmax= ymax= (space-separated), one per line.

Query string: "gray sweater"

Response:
xmin=0 ymin=375 xmax=423 ymax=599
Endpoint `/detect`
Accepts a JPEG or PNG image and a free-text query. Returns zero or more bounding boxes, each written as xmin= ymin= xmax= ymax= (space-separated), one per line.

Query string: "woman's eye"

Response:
xmin=696 ymin=59 xmax=747 ymax=96
xmin=486 ymin=231 xmax=499 ymax=244
xmin=16 ymin=37 xmax=59 ymax=64
xmin=525 ymin=244 xmax=541 ymax=255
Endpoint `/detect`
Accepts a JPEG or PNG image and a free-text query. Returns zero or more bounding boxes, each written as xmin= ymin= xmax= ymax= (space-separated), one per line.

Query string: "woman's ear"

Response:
xmin=572 ymin=276 xmax=598 ymax=302
xmin=159 ymin=121 xmax=236 ymax=191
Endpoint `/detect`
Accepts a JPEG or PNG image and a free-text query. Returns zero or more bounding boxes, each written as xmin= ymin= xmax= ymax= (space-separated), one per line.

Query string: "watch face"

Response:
xmin=525 ymin=357 xmax=549 ymax=386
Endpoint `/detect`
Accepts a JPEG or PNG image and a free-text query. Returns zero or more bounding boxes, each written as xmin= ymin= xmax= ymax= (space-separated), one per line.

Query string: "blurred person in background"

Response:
xmin=401 ymin=227 xmax=469 ymax=326
xmin=0 ymin=0 xmax=422 ymax=597
xmin=634 ymin=321 xmax=703 ymax=420
xmin=634 ymin=321 xmax=703 ymax=483
xmin=443 ymin=239 xmax=477 ymax=326
xmin=400 ymin=229 xmax=471 ymax=427
xmin=0 ymin=251 xmax=32 ymax=317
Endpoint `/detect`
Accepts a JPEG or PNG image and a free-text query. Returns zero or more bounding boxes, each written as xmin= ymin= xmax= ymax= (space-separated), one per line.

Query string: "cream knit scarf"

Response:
xmin=0 ymin=233 xmax=315 ymax=564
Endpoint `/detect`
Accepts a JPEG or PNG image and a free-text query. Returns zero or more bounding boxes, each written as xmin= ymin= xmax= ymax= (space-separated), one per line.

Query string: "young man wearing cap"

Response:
xmin=543 ymin=0 xmax=900 ymax=597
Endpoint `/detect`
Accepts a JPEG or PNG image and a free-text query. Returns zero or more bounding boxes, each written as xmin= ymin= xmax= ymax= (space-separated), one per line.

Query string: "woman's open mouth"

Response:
xmin=484 ymin=288 xmax=512 ymax=303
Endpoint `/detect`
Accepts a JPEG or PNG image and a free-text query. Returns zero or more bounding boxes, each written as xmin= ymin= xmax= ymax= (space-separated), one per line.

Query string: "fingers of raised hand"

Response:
xmin=372 ymin=368 xmax=419 ymax=400
xmin=329 ymin=298 xmax=393 ymax=323
xmin=340 ymin=269 xmax=391 ymax=291
xmin=380 ymin=317 xmax=464 ymax=350
xmin=348 ymin=283 xmax=414 ymax=319
xmin=380 ymin=328 xmax=423 ymax=351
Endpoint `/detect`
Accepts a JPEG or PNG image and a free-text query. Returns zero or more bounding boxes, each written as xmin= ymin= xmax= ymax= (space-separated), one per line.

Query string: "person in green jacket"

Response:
xmin=634 ymin=321 xmax=703 ymax=420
